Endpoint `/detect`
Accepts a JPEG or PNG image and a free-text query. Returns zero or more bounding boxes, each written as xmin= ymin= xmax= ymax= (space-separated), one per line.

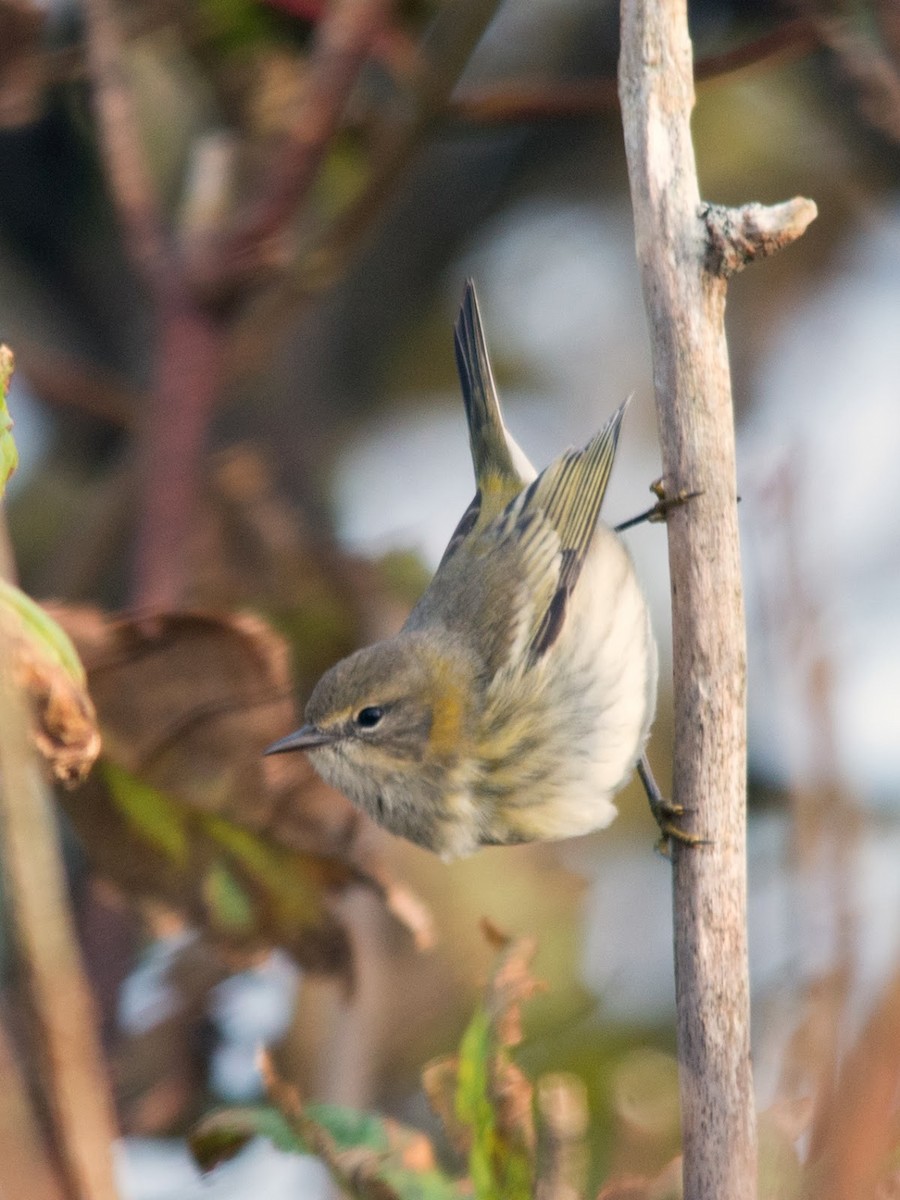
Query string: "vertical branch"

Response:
xmin=81 ymin=0 xmax=174 ymax=292
xmin=82 ymin=0 xmax=220 ymax=608
xmin=0 ymin=1015 xmax=67 ymax=1200
xmin=0 ymin=646 xmax=121 ymax=1200
xmin=131 ymin=299 xmax=224 ymax=609
xmin=617 ymin=2 xmax=815 ymax=1198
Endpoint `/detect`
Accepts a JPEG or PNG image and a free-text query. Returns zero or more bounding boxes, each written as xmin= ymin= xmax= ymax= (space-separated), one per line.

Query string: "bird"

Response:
xmin=266 ymin=281 xmax=660 ymax=860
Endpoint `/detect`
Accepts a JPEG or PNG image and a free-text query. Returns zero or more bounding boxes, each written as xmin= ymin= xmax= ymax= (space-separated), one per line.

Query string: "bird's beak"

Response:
xmin=264 ymin=725 xmax=339 ymax=756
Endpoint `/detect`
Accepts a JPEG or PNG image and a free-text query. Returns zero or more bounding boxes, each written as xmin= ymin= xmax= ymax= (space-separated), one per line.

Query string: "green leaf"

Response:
xmin=191 ymin=1103 xmax=468 ymax=1200
xmin=201 ymin=861 xmax=255 ymax=935
xmin=0 ymin=580 xmax=86 ymax=686
xmin=455 ymin=1009 xmax=533 ymax=1200
xmin=102 ymin=761 xmax=190 ymax=867
xmin=190 ymin=1105 xmax=305 ymax=1169
xmin=444 ymin=932 xmax=541 ymax=1200
xmin=0 ymin=345 xmax=17 ymax=497
xmin=65 ymin=760 xmax=359 ymax=973
xmin=194 ymin=0 xmax=283 ymax=53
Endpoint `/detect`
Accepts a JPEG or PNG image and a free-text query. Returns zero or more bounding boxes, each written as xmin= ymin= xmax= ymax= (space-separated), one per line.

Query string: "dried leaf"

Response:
xmin=597 ymin=1161 xmax=685 ymax=1200
xmin=422 ymin=1057 xmax=470 ymax=1157
xmin=51 ymin=606 xmax=430 ymax=975
xmin=595 ymin=1177 xmax=652 ymax=1200
xmin=476 ymin=920 xmax=545 ymax=1051
xmin=70 ymin=761 xmax=358 ymax=975
xmin=806 ymin=968 xmax=900 ymax=1200
xmin=50 ymin=607 xmax=359 ymax=850
xmin=0 ymin=580 xmax=100 ymax=783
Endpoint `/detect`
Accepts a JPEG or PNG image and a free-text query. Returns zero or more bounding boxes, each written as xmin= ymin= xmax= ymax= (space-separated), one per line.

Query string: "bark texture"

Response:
xmin=618 ymin=1 xmax=815 ymax=1197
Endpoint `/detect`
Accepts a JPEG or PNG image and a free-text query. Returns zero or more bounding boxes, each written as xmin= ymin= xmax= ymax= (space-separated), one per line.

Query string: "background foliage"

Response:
xmin=0 ymin=0 xmax=899 ymax=1197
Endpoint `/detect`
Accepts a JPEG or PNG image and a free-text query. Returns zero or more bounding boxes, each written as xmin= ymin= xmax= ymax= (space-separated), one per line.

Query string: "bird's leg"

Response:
xmin=614 ymin=479 xmax=702 ymax=534
xmin=636 ymin=754 xmax=708 ymax=852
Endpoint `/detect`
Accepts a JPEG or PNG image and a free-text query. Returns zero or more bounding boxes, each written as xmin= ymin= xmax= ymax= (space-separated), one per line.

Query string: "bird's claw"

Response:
xmin=647 ymin=478 xmax=703 ymax=523
xmin=613 ymin=482 xmax=703 ymax=535
xmin=637 ymin=755 xmax=709 ymax=853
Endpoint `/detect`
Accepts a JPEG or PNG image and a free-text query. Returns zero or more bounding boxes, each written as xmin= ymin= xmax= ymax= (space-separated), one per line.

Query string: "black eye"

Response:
xmin=355 ymin=706 xmax=384 ymax=729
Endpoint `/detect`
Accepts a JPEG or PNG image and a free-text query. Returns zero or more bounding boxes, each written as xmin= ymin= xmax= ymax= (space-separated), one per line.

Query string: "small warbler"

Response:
xmin=267 ymin=282 xmax=658 ymax=859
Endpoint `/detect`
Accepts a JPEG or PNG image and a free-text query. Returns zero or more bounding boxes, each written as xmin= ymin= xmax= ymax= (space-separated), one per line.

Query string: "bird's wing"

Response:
xmin=494 ymin=399 xmax=629 ymax=667
xmin=426 ymin=400 xmax=628 ymax=679
xmin=410 ymin=498 xmax=560 ymax=681
xmin=454 ymin=280 xmax=536 ymax=514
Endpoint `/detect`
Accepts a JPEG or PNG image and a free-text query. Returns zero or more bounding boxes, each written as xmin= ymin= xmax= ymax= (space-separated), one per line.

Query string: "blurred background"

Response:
xmin=1 ymin=0 xmax=899 ymax=1196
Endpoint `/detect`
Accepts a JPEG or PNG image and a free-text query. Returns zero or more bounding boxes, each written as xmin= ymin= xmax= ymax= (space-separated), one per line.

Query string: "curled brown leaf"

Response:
xmin=49 ymin=605 xmax=432 ymax=975
xmin=0 ymin=587 xmax=100 ymax=784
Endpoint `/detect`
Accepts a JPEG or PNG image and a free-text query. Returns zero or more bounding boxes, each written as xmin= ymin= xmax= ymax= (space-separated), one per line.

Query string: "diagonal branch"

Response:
xmin=188 ymin=0 xmax=396 ymax=301
xmin=224 ymin=0 xmax=504 ymax=380
xmin=450 ymin=15 xmax=820 ymax=125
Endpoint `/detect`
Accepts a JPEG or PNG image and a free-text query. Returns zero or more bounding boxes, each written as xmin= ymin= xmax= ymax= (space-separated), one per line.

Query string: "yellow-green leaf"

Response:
xmin=0 ymin=344 xmax=17 ymax=496
xmin=0 ymin=580 xmax=87 ymax=686
xmin=102 ymin=760 xmax=190 ymax=868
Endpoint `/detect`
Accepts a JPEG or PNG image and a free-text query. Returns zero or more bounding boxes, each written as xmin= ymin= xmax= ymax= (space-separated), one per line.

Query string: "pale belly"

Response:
xmin=462 ymin=524 xmax=658 ymax=853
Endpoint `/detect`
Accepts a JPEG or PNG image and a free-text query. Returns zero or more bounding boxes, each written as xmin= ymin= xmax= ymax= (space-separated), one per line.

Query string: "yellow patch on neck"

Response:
xmin=428 ymin=676 xmax=466 ymax=758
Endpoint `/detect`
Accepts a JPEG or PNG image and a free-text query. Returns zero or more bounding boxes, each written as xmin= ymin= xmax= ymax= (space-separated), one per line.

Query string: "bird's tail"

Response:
xmin=454 ymin=280 xmax=535 ymax=492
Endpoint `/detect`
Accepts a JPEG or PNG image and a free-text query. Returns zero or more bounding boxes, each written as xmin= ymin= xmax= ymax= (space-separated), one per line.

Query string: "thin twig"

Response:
xmin=804 ymin=4 xmax=900 ymax=145
xmin=81 ymin=0 xmax=175 ymax=293
xmin=15 ymin=340 xmax=138 ymax=429
xmin=188 ymin=0 xmax=396 ymax=301
xmin=618 ymin=1 xmax=813 ymax=1196
xmin=450 ymin=16 xmax=820 ymax=125
xmin=224 ymin=0 xmax=505 ymax=379
xmin=0 ymin=636 xmax=121 ymax=1200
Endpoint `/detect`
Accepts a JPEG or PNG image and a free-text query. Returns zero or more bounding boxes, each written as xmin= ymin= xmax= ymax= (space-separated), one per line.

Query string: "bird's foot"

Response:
xmin=636 ymin=755 xmax=709 ymax=854
xmin=613 ymin=480 xmax=702 ymax=534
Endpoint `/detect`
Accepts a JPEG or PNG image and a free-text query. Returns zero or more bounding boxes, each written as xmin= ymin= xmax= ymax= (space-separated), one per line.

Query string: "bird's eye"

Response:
xmin=355 ymin=706 xmax=384 ymax=729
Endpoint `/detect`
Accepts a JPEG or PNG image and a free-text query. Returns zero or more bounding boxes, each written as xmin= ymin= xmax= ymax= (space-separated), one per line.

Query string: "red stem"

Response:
xmin=132 ymin=296 xmax=224 ymax=609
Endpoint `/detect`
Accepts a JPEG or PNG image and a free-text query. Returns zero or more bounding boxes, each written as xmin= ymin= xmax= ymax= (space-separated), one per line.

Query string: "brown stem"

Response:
xmin=450 ymin=16 xmax=820 ymax=125
xmin=15 ymin=340 xmax=138 ymax=430
xmin=225 ymin=0 xmax=506 ymax=381
xmin=535 ymin=1073 xmax=589 ymax=1200
xmin=0 ymin=1010 xmax=66 ymax=1200
xmin=81 ymin=0 xmax=175 ymax=293
xmin=617 ymin=0 xmax=814 ymax=1195
xmin=81 ymin=0 xmax=227 ymax=608
xmin=188 ymin=0 xmax=395 ymax=302
xmin=0 ymin=640 xmax=121 ymax=1200
xmin=132 ymin=296 xmax=224 ymax=609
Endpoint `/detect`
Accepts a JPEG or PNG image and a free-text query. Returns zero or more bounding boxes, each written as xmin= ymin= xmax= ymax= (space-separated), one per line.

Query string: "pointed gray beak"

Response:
xmin=264 ymin=725 xmax=338 ymax=756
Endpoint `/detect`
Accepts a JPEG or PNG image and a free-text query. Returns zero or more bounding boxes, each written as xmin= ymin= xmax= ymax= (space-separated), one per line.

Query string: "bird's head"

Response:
xmin=265 ymin=632 xmax=478 ymax=832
